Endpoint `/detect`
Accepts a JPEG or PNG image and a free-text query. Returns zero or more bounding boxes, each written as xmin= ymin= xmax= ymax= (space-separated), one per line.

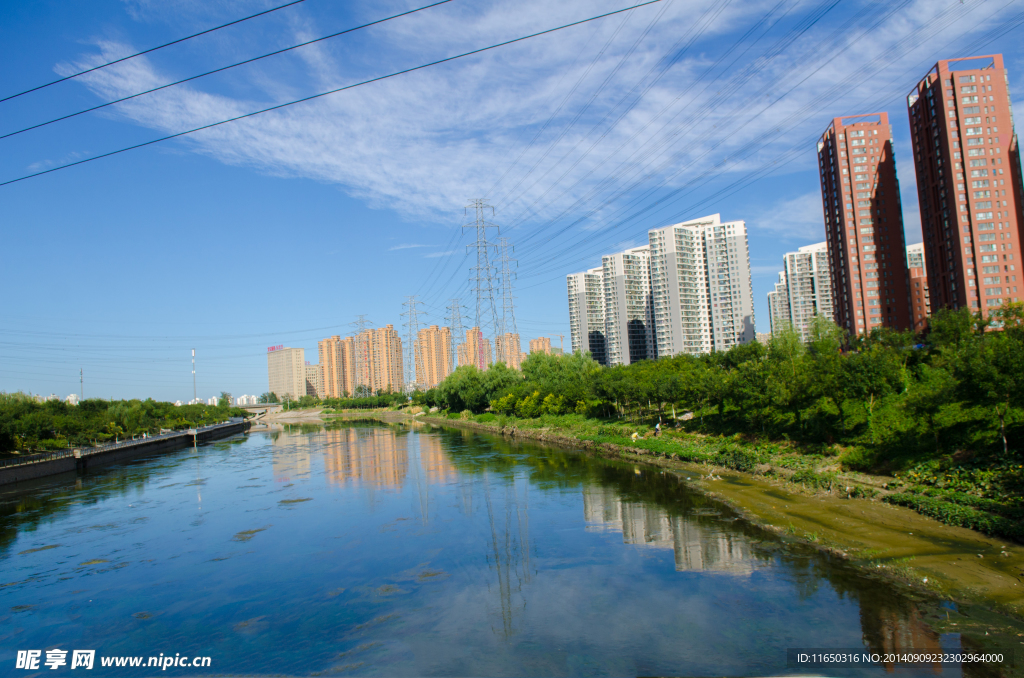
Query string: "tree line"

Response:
xmin=0 ymin=393 xmax=247 ymax=455
xmin=415 ymin=306 xmax=1024 ymax=472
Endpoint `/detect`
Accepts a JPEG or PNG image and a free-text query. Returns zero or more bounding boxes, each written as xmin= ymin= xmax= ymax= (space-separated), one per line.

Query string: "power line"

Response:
xmin=1 ymin=0 xmax=458 ymax=141
xmin=401 ymin=295 xmax=426 ymax=390
xmin=464 ymin=199 xmax=501 ymax=370
xmin=445 ymin=298 xmax=467 ymax=372
xmin=1 ymin=0 xmax=309 ymax=104
xmin=0 ymin=0 xmax=665 ymax=188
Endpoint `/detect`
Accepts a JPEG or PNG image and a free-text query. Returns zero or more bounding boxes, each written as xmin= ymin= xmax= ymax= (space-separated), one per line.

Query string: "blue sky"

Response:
xmin=2 ymin=0 xmax=1023 ymax=402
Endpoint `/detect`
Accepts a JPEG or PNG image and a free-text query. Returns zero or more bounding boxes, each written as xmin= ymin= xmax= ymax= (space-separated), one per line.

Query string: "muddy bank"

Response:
xmin=418 ymin=414 xmax=1024 ymax=621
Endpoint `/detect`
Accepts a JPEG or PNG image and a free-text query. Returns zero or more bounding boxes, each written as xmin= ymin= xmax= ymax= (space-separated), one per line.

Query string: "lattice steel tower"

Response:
xmin=445 ymin=298 xmax=467 ymax=372
xmin=463 ymin=199 xmax=500 ymax=369
xmin=401 ymin=296 xmax=426 ymax=390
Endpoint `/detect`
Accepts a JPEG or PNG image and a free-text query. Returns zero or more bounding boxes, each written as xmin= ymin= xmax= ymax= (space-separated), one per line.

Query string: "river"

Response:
xmin=0 ymin=421 xmax=1009 ymax=676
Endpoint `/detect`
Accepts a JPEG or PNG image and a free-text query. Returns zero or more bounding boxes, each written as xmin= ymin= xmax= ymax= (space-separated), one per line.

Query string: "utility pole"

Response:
xmin=401 ymin=296 xmax=426 ymax=392
xmin=445 ymin=298 xmax=467 ymax=373
xmin=192 ymin=349 xmax=196 ymax=405
xmin=496 ymin=236 xmax=518 ymax=365
xmin=350 ymin=315 xmax=373 ymax=395
xmin=464 ymin=199 xmax=500 ymax=370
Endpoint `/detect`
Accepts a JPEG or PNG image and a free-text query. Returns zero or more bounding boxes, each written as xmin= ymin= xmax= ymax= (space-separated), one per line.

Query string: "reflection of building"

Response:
xmin=457 ymin=327 xmax=492 ymax=369
xmin=271 ymin=426 xmax=312 ymax=481
xmin=583 ymin=486 xmax=754 ymax=574
xmin=268 ymin=346 xmax=305 ymax=401
xmin=323 ymin=427 xmax=408 ymax=489
xmin=417 ymin=434 xmax=459 ymax=485
xmin=417 ymin=325 xmax=453 ymax=389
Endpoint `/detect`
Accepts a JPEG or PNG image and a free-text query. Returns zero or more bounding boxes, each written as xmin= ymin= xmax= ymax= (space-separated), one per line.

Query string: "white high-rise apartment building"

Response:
xmin=767 ymin=242 xmax=834 ymax=341
xmin=767 ymin=272 xmax=790 ymax=334
xmin=567 ymin=267 xmax=607 ymax=365
xmin=648 ymin=215 xmax=755 ymax=356
xmin=602 ymin=246 xmax=655 ymax=365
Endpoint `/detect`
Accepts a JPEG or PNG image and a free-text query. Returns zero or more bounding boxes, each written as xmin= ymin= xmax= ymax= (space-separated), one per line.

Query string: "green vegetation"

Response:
xmin=0 ymin=393 xmax=247 ymax=456
xmin=415 ymin=306 xmax=1024 ymax=542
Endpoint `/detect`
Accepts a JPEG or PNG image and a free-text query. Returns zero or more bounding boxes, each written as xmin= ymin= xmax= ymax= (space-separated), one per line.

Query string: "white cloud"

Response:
xmin=424 ymin=249 xmax=458 ymax=258
xmin=389 ymin=243 xmax=428 ymax=250
xmin=749 ymin=192 xmax=825 ymax=242
xmin=54 ymin=0 xmax=1021 ymax=281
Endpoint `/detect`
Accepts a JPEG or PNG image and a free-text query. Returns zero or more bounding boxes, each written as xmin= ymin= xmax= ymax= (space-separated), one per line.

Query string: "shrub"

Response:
xmin=884 ymin=492 xmax=1024 ymax=543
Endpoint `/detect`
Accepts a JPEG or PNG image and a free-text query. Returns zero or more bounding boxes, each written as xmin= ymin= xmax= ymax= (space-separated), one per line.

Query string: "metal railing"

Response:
xmin=0 ymin=419 xmax=247 ymax=470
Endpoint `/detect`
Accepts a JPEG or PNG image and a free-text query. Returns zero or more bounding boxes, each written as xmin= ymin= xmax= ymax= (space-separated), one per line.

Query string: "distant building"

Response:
xmin=529 ymin=337 xmax=553 ymax=354
xmin=648 ymin=214 xmax=756 ymax=355
xmin=417 ymin=325 xmax=453 ymax=389
xmin=457 ymin=327 xmax=492 ymax=369
xmin=207 ymin=396 xmax=218 ymax=406
xmin=267 ymin=346 xmax=306 ymax=401
xmin=174 ymin=400 xmax=183 ymax=407
xmin=305 ymin=363 xmax=324 ymax=398
xmin=907 ymin=243 xmax=931 ymax=333
xmin=907 ymin=54 xmax=1023 ymax=315
xmin=319 ymin=335 xmax=356 ymax=398
xmin=567 ymin=267 xmax=607 ymax=365
xmin=755 ymin=332 xmax=771 ymax=344
xmin=65 ymin=394 xmax=79 ymax=405
xmin=818 ymin=112 xmax=912 ymax=334
xmin=495 ymin=333 xmax=522 ymax=370
xmin=603 ymin=246 xmax=655 ymax=365
xmin=767 ymin=242 xmax=834 ymax=341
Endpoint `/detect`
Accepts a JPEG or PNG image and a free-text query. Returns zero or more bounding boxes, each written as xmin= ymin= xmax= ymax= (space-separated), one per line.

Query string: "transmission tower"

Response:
xmin=350 ymin=314 xmax=373 ymax=395
xmin=401 ymin=296 xmax=426 ymax=391
xmin=463 ymin=199 xmax=500 ymax=370
xmin=497 ymin=236 xmax=518 ymax=337
xmin=445 ymin=298 xmax=467 ymax=372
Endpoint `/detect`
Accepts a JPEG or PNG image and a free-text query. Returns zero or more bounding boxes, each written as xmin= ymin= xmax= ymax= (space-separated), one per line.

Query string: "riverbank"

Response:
xmin=401 ymin=413 xmax=1024 ymax=622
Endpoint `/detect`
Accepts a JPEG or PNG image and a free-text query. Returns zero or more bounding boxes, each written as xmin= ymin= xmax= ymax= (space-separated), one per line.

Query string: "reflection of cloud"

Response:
xmin=583 ymin=485 xmax=755 ymax=574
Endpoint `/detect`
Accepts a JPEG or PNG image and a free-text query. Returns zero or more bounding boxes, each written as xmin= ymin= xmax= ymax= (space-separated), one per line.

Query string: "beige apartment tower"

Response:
xmin=457 ymin=327 xmax=492 ymax=369
xmin=495 ymin=333 xmax=522 ymax=370
xmin=416 ymin=325 xmax=453 ymax=389
xmin=267 ymin=347 xmax=305 ymax=401
xmin=529 ymin=337 xmax=552 ymax=354
xmin=318 ymin=335 xmax=357 ymax=397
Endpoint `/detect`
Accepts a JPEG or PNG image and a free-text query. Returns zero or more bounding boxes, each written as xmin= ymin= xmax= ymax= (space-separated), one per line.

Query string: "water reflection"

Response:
xmin=583 ymin=485 xmax=755 ymax=574
xmin=0 ymin=423 xmax=1016 ymax=676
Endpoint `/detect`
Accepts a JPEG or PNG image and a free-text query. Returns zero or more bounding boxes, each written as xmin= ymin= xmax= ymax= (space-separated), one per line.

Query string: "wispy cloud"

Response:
xmin=751 ymin=192 xmax=825 ymax=242
xmin=388 ymin=243 xmax=428 ymax=251
xmin=55 ymin=0 xmax=1020 ymax=284
xmin=424 ymin=249 xmax=458 ymax=258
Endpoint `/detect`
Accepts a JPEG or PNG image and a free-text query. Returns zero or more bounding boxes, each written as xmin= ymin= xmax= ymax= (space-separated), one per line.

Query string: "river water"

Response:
xmin=0 ymin=422 xmax=1000 ymax=676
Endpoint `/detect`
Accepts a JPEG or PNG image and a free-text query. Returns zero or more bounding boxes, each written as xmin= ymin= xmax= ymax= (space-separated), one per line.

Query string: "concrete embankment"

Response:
xmin=0 ymin=419 xmax=250 ymax=486
xmin=416 ymin=414 xmax=1024 ymax=620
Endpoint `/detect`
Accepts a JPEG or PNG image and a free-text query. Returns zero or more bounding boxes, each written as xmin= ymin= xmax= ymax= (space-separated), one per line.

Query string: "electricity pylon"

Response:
xmin=402 ymin=296 xmax=426 ymax=391
xmin=463 ymin=199 xmax=500 ymax=370
xmin=445 ymin=298 xmax=467 ymax=373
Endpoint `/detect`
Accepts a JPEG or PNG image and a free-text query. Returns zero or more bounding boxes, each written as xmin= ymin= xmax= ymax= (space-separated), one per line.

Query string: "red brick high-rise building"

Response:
xmin=817 ymin=112 xmax=912 ymax=336
xmin=907 ymin=54 xmax=1023 ymax=315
